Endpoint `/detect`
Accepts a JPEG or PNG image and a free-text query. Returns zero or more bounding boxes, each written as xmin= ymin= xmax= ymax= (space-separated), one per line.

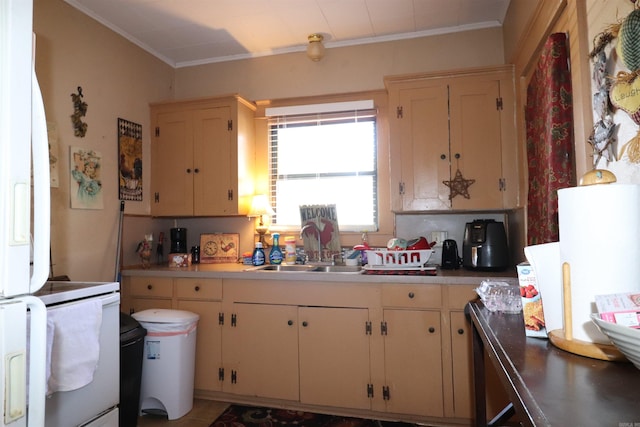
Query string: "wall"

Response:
xmin=34 ymin=0 xmax=174 ymax=281
xmin=174 ymin=28 xmax=505 ymax=101
xmin=37 ymin=0 xmax=558 ymax=276
xmin=169 ymin=27 xmax=509 ymax=263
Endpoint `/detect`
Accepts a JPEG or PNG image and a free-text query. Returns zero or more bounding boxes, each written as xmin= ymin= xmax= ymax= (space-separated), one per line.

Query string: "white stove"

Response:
xmin=34 ymin=281 xmax=121 ymax=426
xmin=35 ymin=281 xmax=119 ymax=305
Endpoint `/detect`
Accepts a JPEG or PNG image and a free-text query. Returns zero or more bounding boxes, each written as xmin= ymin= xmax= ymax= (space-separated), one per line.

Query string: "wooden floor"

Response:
xmin=136 ymin=399 xmax=230 ymax=427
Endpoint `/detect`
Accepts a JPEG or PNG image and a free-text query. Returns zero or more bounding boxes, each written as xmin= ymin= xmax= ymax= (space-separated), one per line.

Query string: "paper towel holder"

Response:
xmin=547 ymin=262 xmax=627 ymax=362
xmin=579 ymin=169 xmax=617 ymax=186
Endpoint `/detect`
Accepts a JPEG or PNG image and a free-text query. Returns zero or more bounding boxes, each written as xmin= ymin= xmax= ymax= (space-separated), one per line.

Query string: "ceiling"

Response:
xmin=64 ymin=0 xmax=511 ymax=68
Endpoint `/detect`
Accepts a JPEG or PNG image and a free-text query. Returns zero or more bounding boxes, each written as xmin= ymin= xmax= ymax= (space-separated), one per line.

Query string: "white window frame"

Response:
xmin=266 ymin=100 xmax=378 ymax=232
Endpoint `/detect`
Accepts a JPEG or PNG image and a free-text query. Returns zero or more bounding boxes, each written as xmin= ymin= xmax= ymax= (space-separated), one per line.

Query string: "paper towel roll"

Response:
xmin=558 ymin=184 xmax=640 ymax=343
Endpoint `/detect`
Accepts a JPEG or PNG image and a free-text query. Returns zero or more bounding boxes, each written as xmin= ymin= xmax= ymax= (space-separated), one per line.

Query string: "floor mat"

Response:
xmin=210 ymin=404 xmax=417 ymax=427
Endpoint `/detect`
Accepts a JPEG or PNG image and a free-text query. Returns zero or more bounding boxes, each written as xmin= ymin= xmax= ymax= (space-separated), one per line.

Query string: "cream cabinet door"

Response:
xmin=298 ymin=306 xmax=371 ymax=410
xmin=222 ymin=303 xmax=299 ymax=400
xmin=396 ymin=84 xmax=451 ymax=211
xmin=192 ymin=106 xmax=235 ymax=215
xmin=151 ymin=110 xmax=194 ymax=216
xmin=449 ymin=79 xmax=503 ymax=210
xmin=177 ymin=299 xmax=222 ymax=392
xmin=450 ymin=310 xmax=473 ymax=418
xmin=382 ymin=309 xmax=443 ymax=417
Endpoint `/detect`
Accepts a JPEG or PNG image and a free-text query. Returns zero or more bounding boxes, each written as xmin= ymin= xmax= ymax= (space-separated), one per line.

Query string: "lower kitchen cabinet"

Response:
xmin=299 ymin=306 xmax=371 ymax=409
xmin=120 ymin=276 xmax=223 ymax=393
xmin=450 ymin=310 xmax=473 ymax=418
xmin=176 ymin=278 xmax=223 ymax=393
xmin=380 ymin=284 xmax=444 ymax=417
xmin=447 ymin=285 xmax=511 ymax=419
xmin=123 ymin=276 xmax=173 ymax=313
xmin=223 ymin=303 xmax=372 ymax=410
xmin=120 ymin=273 xmax=514 ymax=425
xmin=382 ymin=309 xmax=443 ymax=417
xmin=222 ymin=303 xmax=299 ymax=400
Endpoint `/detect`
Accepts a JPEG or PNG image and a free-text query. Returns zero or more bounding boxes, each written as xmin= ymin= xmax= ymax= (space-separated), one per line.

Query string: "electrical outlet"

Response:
xmin=430 ymin=231 xmax=448 ymax=247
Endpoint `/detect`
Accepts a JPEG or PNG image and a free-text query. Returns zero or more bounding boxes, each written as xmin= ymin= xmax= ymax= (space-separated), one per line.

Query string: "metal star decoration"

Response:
xmin=443 ymin=169 xmax=475 ymax=199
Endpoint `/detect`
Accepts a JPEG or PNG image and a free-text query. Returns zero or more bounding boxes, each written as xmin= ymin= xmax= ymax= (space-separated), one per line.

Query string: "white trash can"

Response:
xmin=132 ymin=309 xmax=199 ymax=420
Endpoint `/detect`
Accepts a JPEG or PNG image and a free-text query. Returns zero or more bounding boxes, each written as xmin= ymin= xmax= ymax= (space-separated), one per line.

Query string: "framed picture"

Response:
xmin=200 ymin=233 xmax=240 ymax=263
xmin=118 ymin=118 xmax=143 ymax=201
xmin=70 ymin=146 xmax=103 ymax=209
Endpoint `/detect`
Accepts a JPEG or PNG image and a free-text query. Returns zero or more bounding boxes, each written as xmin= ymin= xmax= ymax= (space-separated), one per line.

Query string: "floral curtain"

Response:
xmin=525 ymin=32 xmax=576 ymax=245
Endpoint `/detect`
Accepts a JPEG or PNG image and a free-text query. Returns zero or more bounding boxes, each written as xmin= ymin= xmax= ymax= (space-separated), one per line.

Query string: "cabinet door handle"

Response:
xmin=428 ymin=326 xmax=436 ymax=333
xmin=454 ymin=153 xmax=460 ymax=159
xmin=440 ymin=154 xmax=446 ymax=160
xmin=408 ymin=292 xmax=415 ymax=299
xmin=302 ymin=321 xmax=308 ymax=327
xmin=194 ymin=168 xmax=199 ymax=173
xmin=147 ymin=284 xmax=153 ymax=290
xmin=457 ymin=328 xmax=465 ymax=335
xmin=194 ymin=286 xmax=200 ymax=292
xmin=186 ymin=168 xmax=192 ymax=173
xmin=287 ymin=320 xmax=294 ymax=326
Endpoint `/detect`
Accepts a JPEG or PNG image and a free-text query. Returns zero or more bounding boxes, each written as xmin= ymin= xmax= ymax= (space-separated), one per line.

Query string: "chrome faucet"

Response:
xmin=300 ymin=223 xmax=322 ymax=263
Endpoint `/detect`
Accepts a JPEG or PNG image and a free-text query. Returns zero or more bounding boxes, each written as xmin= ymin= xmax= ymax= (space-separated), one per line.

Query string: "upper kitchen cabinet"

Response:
xmin=150 ymin=95 xmax=256 ymax=217
xmin=386 ymin=66 xmax=517 ymax=211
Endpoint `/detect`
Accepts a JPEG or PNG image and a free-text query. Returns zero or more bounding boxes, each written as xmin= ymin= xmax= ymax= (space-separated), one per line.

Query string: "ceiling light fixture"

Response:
xmin=307 ymin=33 xmax=325 ymax=62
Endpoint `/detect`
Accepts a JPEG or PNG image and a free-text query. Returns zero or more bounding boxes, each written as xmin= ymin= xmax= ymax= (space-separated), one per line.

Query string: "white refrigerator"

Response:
xmin=0 ymin=0 xmax=52 ymax=425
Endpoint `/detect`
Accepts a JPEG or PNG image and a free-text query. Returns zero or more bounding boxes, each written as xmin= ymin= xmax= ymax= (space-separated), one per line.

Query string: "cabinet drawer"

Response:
xmin=382 ymin=285 xmax=442 ymax=308
xmin=129 ymin=277 xmax=173 ymax=298
xmin=175 ymin=278 xmax=222 ymax=300
xmin=448 ymin=285 xmax=478 ymax=309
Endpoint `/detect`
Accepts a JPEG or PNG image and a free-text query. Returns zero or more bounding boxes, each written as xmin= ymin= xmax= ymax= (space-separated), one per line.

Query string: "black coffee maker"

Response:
xmin=170 ymin=227 xmax=187 ymax=254
xmin=441 ymin=239 xmax=461 ymax=269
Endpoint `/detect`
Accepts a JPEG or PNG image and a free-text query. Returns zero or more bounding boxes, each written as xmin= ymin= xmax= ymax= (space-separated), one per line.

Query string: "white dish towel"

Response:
xmin=46 ymin=299 xmax=103 ymax=395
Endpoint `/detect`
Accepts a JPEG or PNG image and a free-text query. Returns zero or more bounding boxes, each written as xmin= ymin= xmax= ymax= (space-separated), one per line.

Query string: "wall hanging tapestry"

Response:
xmin=70 ymin=86 xmax=88 ymax=137
xmin=118 ymin=118 xmax=143 ymax=201
xmin=525 ymin=32 xmax=576 ymax=245
xmin=70 ymin=146 xmax=103 ymax=209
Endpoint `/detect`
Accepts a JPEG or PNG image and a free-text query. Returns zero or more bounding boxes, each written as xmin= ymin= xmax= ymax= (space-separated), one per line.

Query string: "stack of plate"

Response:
xmin=591 ymin=314 xmax=640 ymax=369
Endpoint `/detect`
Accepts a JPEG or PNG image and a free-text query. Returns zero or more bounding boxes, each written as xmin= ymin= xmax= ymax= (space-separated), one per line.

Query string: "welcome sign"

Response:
xmin=299 ymin=204 xmax=341 ymax=261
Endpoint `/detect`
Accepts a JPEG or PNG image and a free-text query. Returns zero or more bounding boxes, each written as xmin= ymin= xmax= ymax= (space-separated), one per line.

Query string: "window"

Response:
xmin=267 ymin=101 xmax=378 ymax=232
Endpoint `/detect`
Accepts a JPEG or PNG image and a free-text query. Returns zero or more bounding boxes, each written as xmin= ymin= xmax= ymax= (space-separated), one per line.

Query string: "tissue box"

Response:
xmin=168 ymin=253 xmax=190 ymax=267
xmin=595 ymin=292 xmax=640 ymax=328
xmin=517 ymin=262 xmax=546 ymax=337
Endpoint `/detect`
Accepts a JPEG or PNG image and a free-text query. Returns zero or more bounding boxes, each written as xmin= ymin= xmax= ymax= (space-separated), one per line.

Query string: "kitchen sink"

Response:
xmin=245 ymin=264 xmax=317 ymax=272
xmin=245 ymin=264 xmax=363 ymax=273
xmin=309 ymin=265 xmax=363 ymax=273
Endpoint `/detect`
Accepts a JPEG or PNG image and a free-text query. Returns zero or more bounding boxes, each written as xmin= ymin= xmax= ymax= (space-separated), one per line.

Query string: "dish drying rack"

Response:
xmin=364 ymin=249 xmax=435 ymax=271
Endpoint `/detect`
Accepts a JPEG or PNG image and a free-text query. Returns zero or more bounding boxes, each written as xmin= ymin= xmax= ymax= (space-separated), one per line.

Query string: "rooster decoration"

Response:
xmin=136 ymin=234 xmax=153 ymax=269
xmin=301 ymin=218 xmax=338 ymax=261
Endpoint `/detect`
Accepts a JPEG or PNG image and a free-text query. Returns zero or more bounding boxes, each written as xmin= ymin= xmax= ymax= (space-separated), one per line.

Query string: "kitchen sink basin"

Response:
xmin=245 ymin=264 xmax=317 ymax=272
xmin=245 ymin=264 xmax=363 ymax=273
xmin=309 ymin=265 xmax=363 ymax=273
